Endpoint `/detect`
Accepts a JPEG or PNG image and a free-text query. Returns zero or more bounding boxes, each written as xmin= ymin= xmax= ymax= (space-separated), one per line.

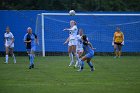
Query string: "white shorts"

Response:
xmin=68 ymin=39 xmax=77 ymax=46
xmin=5 ymin=43 xmax=14 ymax=48
xmin=77 ymin=48 xmax=83 ymax=53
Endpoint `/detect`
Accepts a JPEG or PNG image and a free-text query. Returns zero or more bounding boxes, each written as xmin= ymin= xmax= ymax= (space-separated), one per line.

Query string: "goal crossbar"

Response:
xmin=42 ymin=13 xmax=140 ymax=16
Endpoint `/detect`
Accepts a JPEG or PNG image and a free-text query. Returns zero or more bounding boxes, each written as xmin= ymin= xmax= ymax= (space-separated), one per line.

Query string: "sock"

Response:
xmin=32 ymin=54 xmax=34 ymax=65
xmin=87 ymin=62 xmax=93 ymax=68
xmin=28 ymin=54 xmax=30 ymax=60
xmin=80 ymin=60 xmax=84 ymax=70
xmin=69 ymin=53 xmax=74 ymax=63
xmin=75 ymin=53 xmax=80 ymax=61
xmin=6 ymin=55 xmax=8 ymax=63
xmin=29 ymin=54 xmax=32 ymax=66
xmin=13 ymin=54 xmax=16 ymax=63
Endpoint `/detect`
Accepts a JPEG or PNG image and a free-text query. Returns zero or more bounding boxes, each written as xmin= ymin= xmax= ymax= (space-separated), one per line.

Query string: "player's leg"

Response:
xmin=29 ymin=52 xmax=33 ymax=69
xmin=75 ymin=49 xmax=83 ymax=68
xmin=72 ymin=45 xmax=81 ymax=67
xmin=87 ymin=58 xmax=94 ymax=72
xmin=118 ymin=45 xmax=122 ymax=58
xmin=75 ymin=50 xmax=80 ymax=68
xmin=68 ymin=46 xmax=74 ymax=66
xmin=5 ymin=46 xmax=9 ymax=63
xmin=30 ymin=47 xmax=35 ymax=69
xmin=9 ymin=47 xmax=16 ymax=64
xmin=77 ymin=56 xmax=86 ymax=71
xmin=114 ymin=44 xmax=118 ymax=58
xmin=29 ymin=48 xmax=34 ymax=69
xmin=27 ymin=49 xmax=31 ymax=61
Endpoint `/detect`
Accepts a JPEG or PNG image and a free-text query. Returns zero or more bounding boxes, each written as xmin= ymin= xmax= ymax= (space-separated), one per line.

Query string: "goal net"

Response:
xmin=35 ymin=13 xmax=140 ymax=56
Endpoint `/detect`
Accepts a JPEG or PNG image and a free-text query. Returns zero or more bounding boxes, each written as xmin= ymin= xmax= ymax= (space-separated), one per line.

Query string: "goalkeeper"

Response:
xmin=112 ymin=27 xmax=124 ymax=58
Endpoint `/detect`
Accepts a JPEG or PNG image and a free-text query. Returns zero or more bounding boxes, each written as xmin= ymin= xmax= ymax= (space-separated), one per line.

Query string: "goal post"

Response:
xmin=36 ymin=12 xmax=140 ymax=57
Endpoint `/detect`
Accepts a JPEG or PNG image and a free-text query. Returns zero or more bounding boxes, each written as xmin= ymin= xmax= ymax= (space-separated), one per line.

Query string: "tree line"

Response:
xmin=0 ymin=0 xmax=140 ymax=11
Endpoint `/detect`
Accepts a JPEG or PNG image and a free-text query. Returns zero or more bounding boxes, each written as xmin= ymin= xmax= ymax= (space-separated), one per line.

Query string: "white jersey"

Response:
xmin=76 ymin=35 xmax=83 ymax=49
xmin=4 ymin=32 xmax=14 ymax=47
xmin=69 ymin=25 xmax=78 ymax=40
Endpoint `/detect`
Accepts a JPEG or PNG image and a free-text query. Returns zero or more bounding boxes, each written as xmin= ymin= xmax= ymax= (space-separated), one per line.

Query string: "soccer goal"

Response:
xmin=35 ymin=12 xmax=140 ymax=57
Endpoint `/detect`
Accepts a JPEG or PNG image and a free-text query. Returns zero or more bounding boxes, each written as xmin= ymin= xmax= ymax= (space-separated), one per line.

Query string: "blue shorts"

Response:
xmin=85 ymin=51 xmax=94 ymax=58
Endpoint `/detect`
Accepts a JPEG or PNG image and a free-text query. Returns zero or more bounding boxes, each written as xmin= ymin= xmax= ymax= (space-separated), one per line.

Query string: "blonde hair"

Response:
xmin=70 ymin=20 xmax=76 ymax=25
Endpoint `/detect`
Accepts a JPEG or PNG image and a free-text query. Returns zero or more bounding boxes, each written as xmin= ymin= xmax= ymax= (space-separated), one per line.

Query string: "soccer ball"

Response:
xmin=69 ymin=10 xmax=75 ymax=16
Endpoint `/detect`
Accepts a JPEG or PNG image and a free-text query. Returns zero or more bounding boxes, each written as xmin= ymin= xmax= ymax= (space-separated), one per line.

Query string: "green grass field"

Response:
xmin=0 ymin=56 xmax=140 ymax=93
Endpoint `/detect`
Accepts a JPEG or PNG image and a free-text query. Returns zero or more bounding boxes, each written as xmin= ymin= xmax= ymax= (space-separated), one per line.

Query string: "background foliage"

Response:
xmin=0 ymin=0 xmax=140 ymax=11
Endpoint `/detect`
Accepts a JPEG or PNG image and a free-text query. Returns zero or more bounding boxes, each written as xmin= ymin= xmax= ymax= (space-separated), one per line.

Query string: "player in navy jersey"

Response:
xmin=78 ymin=35 xmax=95 ymax=72
xmin=24 ymin=27 xmax=38 ymax=69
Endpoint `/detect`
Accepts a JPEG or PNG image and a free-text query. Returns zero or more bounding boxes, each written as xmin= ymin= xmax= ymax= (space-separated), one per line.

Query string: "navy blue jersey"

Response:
xmin=24 ymin=33 xmax=37 ymax=49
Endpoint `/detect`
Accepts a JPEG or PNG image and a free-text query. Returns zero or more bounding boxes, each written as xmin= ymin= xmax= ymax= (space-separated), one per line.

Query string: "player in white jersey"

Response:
xmin=64 ymin=20 xmax=80 ymax=66
xmin=4 ymin=26 xmax=16 ymax=64
xmin=75 ymin=29 xmax=84 ymax=68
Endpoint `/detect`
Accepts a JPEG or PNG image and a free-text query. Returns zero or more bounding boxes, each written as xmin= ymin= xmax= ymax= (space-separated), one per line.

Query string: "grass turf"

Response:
xmin=0 ymin=56 xmax=140 ymax=93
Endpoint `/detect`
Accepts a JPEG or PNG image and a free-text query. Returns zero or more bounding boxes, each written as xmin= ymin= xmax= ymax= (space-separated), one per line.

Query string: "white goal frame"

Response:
xmin=40 ymin=13 xmax=140 ymax=57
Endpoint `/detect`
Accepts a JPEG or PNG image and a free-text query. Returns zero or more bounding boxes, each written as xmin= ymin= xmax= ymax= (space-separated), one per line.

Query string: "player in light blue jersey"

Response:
xmin=78 ymin=35 xmax=95 ymax=72
xmin=24 ymin=27 xmax=38 ymax=69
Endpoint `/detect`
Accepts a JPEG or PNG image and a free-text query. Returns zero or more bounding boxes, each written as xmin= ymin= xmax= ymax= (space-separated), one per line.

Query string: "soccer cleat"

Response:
xmin=77 ymin=69 xmax=83 ymax=72
xmin=14 ymin=59 xmax=17 ymax=64
xmin=69 ymin=61 xmax=74 ymax=67
xmin=91 ymin=68 xmax=94 ymax=72
xmin=4 ymin=62 xmax=8 ymax=64
xmin=29 ymin=66 xmax=32 ymax=69
xmin=32 ymin=64 xmax=34 ymax=68
xmin=14 ymin=60 xmax=16 ymax=64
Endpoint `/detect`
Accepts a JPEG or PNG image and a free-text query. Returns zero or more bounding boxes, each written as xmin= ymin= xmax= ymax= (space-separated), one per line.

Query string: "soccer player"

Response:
xmin=24 ymin=27 xmax=38 ymax=69
xmin=78 ymin=35 xmax=95 ymax=72
xmin=24 ymin=28 xmax=31 ymax=59
xmin=63 ymin=20 xmax=80 ymax=66
xmin=4 ymin=26 xmax=16 ymax=64
xmin=112 ymin=27 xmax=124 ymax=58
xmin=75 ymin=28 xmax=84 ymax=68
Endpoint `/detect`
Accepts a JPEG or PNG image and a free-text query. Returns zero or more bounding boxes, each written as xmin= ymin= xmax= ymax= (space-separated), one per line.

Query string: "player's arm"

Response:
xmin=88 ymin=42 xmax=95 ymax=50
xmin=24 ymin=35 xmax=31 ymax=43
xmin=113 ymin=33 xmax=116 ymax=42
xmin=63 ymin=26 xmax=76 ymax=31
xmin=64 ymin=37 xmax=70 ymax=45
xmin=4 ymin=34 xmax=6 ymax=46
xmin=121 ymin=32 xmax=124 ymax=45
xmin=9 ymin=38 xmax=14 ymax=47
xmin=112 ymin=33 xmax=115 ymax=46
xmin=34 ymin=33 xmax=39 ymax=45
xmin=122 ymin=32 xmax=124 ymax=41
xmin=9 ymin=33 xmax=14 ymax=47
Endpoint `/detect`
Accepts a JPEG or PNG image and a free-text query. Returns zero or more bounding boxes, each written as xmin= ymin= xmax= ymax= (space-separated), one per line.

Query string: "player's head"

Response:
xmin=27 ymin=27 xmax=32 ymax=34
xmin=82 ymin=34 xmax=87 ymax=41
xmin=116 ymin=27 xmax=121 ymax=32
xmin=6 ymin=26 xmax=10 ymax=33
xmin=82 ymin=34 xmax=88 ymax=45
xmin=78 ymin=28 xmax=83 ymax=36
xmin=70 ymin=20 xmax=76 ymax=27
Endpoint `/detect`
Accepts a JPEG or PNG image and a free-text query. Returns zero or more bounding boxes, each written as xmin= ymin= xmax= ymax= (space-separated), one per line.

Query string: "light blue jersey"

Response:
xmin=30 ymin=33 xmax=37 ymax=51
xmin=83 ymin=44 xmax=94 ymax=58
xmin=30 ymin=34 xmax=35 ymax=47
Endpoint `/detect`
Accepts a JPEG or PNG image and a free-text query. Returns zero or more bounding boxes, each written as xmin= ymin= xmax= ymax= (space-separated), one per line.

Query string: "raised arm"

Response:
xmin=63 ymin=26 xmax=76 ymax=31
xmin=64 ymin=37 xmax=70 ymax=45
xmin=88 ymin=42 xmax=95 ymax=50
